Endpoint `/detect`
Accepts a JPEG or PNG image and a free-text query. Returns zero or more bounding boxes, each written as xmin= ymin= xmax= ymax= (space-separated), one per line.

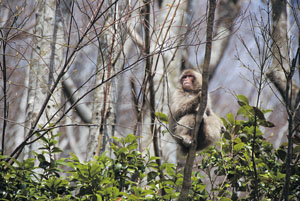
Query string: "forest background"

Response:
xmin=0 ymin=0 xmax=299 ymax=200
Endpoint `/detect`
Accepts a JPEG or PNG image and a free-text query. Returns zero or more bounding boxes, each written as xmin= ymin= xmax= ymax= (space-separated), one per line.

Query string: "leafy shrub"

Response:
xmin=197 ymin=95 xmax=300 ymax=200
xmin=0 ymin=133 xmax=184 ymax=200
xmin=0 ymin=95 xmax=299 ymax=200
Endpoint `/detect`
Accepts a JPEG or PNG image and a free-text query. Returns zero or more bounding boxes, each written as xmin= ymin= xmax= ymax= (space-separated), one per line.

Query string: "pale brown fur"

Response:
xmin=169 ymin=69 xmax=224 ymax=155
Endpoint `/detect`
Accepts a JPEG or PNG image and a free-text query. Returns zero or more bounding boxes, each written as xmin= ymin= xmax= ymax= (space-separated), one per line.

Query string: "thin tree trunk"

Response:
xmin=86 ymin=1 xmax=123 ymax=160
xmin=139 ymin=0 xmax=188 ymax=166
xmin=209 ymin=0 xmax=240 ymax=80
xmin=24 ymin=0 xmax=57 ymax=159
xmin=86 ymin=43 xmax=105 ymax=160
xmin=179 ymin=0 xmax=216 ymax=199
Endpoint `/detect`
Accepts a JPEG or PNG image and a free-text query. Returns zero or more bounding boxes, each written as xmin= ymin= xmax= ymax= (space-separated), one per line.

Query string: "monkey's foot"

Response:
xmin=182 ymin=136 xmax=193 ymax=147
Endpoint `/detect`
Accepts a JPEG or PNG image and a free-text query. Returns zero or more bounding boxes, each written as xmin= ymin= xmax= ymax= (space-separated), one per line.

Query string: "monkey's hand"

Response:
xmin=181 ymin=135 xmax=193 ymax=147
xmin=172 ymin=134 xmax=193 ymax=148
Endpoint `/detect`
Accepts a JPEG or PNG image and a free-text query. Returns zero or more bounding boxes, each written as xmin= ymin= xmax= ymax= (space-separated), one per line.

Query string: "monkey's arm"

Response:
xmin=171 ymin=93 xmax=200 ymax=121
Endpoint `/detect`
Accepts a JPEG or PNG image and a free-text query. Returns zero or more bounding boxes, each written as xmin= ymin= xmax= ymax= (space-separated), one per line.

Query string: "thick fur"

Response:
xmin=169 ymin=69 xmax=223 ymax=155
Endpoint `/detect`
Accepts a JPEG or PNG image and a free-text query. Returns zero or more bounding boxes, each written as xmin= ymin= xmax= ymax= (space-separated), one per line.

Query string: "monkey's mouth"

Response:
xmin=183 ymin=81 xmax=192 ymax=86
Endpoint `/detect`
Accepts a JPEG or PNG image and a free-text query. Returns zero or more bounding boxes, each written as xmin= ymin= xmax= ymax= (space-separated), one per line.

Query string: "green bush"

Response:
xmin=197 ymin=95 xmax=300 ymax=200
xmin=0 ymin=133 xmax=184 ymax=200
xmin=0 ymin=95 xmax=299 ymax=200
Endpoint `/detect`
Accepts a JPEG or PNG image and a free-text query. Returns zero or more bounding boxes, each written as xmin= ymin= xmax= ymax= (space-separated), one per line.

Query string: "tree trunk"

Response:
xmin=86 ymin=1 xmax=124 ymax=160
xmin=140 ymin=0 xmax=189 ymax=164
xmin=24 ymin=0 xmax=61 ymax=159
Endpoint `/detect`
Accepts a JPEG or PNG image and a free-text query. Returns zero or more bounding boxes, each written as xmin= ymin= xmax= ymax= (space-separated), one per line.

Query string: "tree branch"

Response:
xmin=178 ymin=0 xmax=216 ymax=199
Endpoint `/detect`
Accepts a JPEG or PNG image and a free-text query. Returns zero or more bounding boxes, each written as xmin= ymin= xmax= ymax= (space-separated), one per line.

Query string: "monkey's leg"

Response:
xmin=176 ymin=114 xmax=196 ymax=147
xmin=197 ymin=114 xmax=224 ymax=150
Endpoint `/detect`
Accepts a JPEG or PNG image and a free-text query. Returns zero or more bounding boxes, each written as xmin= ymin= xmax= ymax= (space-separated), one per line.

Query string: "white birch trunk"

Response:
xmin=86 ymin=2 xmax=123 ymax=160
xmin=86 ymin=51 xmax=105 ymax=160
xmin=24 ymin=0 xmax=62 ymax=158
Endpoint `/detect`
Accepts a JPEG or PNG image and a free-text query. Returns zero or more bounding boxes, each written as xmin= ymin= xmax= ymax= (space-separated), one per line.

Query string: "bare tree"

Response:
xmin=3 ymin=0 xmax=125 ymax=162
xmin=23 ymin=0 xmax=65 ymax=159
xmin=2 ymin=0 xmax=299 ymax=198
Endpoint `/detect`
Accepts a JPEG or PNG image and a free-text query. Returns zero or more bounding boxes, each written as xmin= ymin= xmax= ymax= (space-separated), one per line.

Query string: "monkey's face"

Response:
xmin=181 ymin=74 xmax=196 ymax=92
xmin=179 ymin=69 xmax=202 ymax=93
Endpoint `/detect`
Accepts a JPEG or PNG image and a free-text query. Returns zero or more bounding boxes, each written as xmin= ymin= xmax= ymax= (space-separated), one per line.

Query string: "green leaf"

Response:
xmin=35 ymin=132 xmax=48 ymax=143
xmin=147 ymin=171 xmax=158 ymax=181
xmin=234 ymin=137 xmax=241 ymax=144
xmin=221 ymin=117 xmax=229 ymax=128
xmin=252 ymin=106 xmax=265 ymax=120
xmin=234 ymin=142 xmax=245 ymax=152
xmin=237 ymin=94 xmax=249 ymax=105
xmin=124 ymin=134 xmax=136 ymax=144
xmin=155 ymin=112 xmax=168 ymax=123
xmin=53 ymin=132 xmax=64 ymax=138
xmin=90 ymin=164 xmax=101 ymax=177
xmin=262 ymin=109 xmax=273 ymax=114
xmin=276 ymin=149 xmax=286 ymax=161
xmin=226 ymin=113 xmax=235 ymax=125
xmin=127 ymin=143 xmax=138 ymax=150
xmin=115 ymin=163 xmax=122 ymax=171
xmin=259 ymin=120 xmax=275 ymax=128
xmin=118 ymin=147 xmax=128 ymax=154
xmin=165 ymin=166 xmax=175 ymax=177
xmin=237 ymin=105 xmax=252 ymax=118
xmin=237 ymin=100 xmax=246 ymax=107
xmin=224 ymin=131 xmax=231 ymax=140
xmin=70 ymin=152 xmax=80 ymax=162
xmin=276 ymin=171 xmax=285 ymax=180
xmin=52 ymin=147 xmax=63 ymax=153
xmin=37 ymin=154 xmax=46 ymax=163
xmin=233 ymin=125 xmax=241 ymax=135
xmin=96 ymin=194 xmax=103 ymax=201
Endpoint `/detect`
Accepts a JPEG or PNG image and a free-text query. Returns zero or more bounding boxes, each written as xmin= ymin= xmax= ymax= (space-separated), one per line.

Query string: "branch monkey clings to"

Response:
xmin=169 ymin=69 xmax=224 ymax=157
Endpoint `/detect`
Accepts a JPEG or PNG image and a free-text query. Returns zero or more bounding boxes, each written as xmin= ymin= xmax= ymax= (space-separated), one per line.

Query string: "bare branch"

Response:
xmin=179 ymin=0 xmax=216 ymax=199
xmin=62 ymin=75 xmax=92 ymax=123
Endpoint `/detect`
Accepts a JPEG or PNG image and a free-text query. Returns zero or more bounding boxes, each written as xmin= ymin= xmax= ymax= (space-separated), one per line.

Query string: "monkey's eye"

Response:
xmin=182 ymin=74 xmax=193 ymax=79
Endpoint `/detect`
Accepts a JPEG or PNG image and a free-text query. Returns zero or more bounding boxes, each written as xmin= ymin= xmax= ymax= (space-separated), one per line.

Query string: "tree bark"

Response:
xmin=140 ymin=0 xmax=189 ymax=165
xmin=86 ymin=1 xmax=125 ymax=160
xmin=179 ymin=0 xmax=216 ymax=199
xmin=24 ymin=0 xmax=58 ymax=159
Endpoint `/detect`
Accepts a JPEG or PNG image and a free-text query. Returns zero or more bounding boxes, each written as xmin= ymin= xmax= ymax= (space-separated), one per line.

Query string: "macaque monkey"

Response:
xmin=169 ymin=69 xmax=224 ymax=154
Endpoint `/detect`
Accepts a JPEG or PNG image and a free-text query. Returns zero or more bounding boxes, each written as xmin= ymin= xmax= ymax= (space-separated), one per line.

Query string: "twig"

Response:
xmin=7 ymin=0 xmax=119 ymax=163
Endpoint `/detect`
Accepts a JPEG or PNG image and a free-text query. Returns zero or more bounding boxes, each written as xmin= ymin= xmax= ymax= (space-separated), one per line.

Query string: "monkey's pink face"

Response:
xmin=181 ymin=74 xmax=195 ymax=91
